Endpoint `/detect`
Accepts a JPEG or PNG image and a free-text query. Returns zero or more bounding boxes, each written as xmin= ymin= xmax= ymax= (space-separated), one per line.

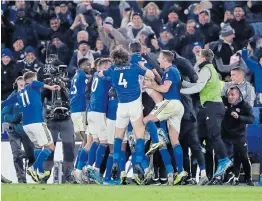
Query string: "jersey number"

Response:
xmin=118 ymin=73 xmax=128 ymax=88
xmin=71 ymin=79 xmax=77 ymax=95
xmin=91 ymin=77 xmax=98 ymax=92
xmin=20 ymin=91 xmax=30 ymax=107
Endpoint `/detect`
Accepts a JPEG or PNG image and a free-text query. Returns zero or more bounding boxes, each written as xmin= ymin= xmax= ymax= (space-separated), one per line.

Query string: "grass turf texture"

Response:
xmin=2 ymin=184 xmax=262 ymax=201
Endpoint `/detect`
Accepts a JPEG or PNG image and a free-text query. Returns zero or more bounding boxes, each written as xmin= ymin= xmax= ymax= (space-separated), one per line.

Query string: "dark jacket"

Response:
xmin=1 ymin=91 xmax=25 ymax=135
xmin=199 ymin=22 xmax=221 ymax=44
xmin=221 ymin=93 xmax=255 ymax=139
xmin=230 ymin=19 xmax=255 ymax=50
xmin=242 ymin=48 xmax=262 ymax=93
xmin=143 ymin=16 xmax=163 ymax=38
xmin=1 ymin=61 xmax=20 ymax=100
xmin=49 ymin=43 xmax=71 ymax=65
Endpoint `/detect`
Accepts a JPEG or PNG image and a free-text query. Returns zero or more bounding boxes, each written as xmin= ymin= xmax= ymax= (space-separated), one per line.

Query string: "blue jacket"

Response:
xmin=1 ymin=91 xmax=25 ymax=135
xmin=242 ymin=48 xmax=262 ymax=93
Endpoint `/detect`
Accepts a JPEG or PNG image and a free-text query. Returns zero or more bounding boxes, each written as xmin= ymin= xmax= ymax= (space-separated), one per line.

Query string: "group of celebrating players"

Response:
xmin=1 ymin=41 xmax=231 ymax=186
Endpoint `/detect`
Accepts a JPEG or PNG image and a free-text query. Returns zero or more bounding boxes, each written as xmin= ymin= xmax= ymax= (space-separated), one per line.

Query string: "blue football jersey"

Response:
xmin=1 ymin=81 xmax=45 ymax=125
xmin=70 ymin=70 xmax=88 ymax=113
xmin=103 ymin=63 xmax=146 ymax=103
xmin=106 ymin=96 xmax=118 ymax=121
xmin=162 ymin=65 xmax=181 ymax=100
xmin=130 ymin=53 xmax=152 ymax=70
xmin=88 ymin=72 xmax=111 ymax=113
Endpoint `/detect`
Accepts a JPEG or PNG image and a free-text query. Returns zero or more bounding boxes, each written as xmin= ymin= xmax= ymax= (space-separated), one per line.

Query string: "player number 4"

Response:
xmin=20 ymin=91 xmax=30 ymax=107
xmin=118 ymin=73 xmax=128 ymax=88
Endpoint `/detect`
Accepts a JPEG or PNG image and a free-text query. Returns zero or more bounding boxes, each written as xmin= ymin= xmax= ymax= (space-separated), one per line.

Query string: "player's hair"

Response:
xmin=200 ymin=49 xmax=214 ymax=62
xmin=23 ymin=71 xmax=37 ymax=81
xmin=129 ymin=41 xmax=141 ymax=53
xmin=98 ymin=58 xmax=112 ymax=67
xmin=94 ymin=58 xmax=101 ymax=68
xmin=160 ymin=50 xmax=174 ymax=63
xmin=110 ymin=47 xmax=129 ymax=65
xmin=78 ymin=58 xmax=91 ymax=68
xmin=13 ymin=76 xmax=23 ymax=90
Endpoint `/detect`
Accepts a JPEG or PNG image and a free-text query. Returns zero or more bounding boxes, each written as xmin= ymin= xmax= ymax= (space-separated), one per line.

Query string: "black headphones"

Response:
xmin=13 ymin=76 xmax=23 ymax=90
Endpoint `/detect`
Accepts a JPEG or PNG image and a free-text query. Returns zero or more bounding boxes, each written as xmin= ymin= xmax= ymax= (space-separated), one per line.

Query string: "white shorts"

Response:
xmin=116 ymin=97 xmax=143 ymax=129
xmin=87 ymin=111 xmax=107 ymax=140
xmin=107 ymin=119 xmax=128 ymax=144
xmin=71 ymin=112 xmax=87 ymax=133
xmin=23 ymin=123 xmax=53 ymax=147
xmin=150 ymin=99 xmax=184 ymax=133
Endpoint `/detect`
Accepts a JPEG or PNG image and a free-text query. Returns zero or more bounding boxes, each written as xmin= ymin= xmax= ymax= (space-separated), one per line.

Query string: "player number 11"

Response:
xmin=20 ymin=91 xmax=30 ymax=107
xmin=118 ymin=73 xmax=128 ymax=88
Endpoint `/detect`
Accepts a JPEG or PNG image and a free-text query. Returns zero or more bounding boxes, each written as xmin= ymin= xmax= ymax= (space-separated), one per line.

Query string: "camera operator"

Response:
xmin=1 ymin=77 xmax=35 ymax=183
xmin=40 ymin=60 xmax=75 ymax=183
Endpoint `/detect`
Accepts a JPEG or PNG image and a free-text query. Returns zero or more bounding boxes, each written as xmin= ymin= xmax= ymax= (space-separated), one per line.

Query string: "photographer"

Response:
xmin=1 ymin=77 xmax=35 ymax=183
xmin=40 ymin=60 xmax=75 ymax=183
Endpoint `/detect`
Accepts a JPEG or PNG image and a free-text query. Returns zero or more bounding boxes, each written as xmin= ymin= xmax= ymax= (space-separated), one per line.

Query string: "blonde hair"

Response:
xmin=143 ymin=2 xmax=160 ymax=17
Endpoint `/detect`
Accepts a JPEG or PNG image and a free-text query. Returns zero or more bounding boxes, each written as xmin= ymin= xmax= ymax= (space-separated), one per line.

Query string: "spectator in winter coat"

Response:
xmin=97 ymin=17 xmax=132 ymax=52
xmin=12 ymin=37 xmax=26 ymax=62
xmin=10 ymin=8 xmax=50 ymax=48
xmin=142 ymin=2 xmax=162 ymax=38
xmin=198 ymin=9 xmax=221 ymax=45
xmin=95 ymin=39 xmax=109 ymax=57
xmin=49 ymin=34 xmax=71 ymax=65
xmin=1 ymin=48 xmax=19 ymax=100
xmin=57 ymin=2 xmax=73 ymax=29
xmin=230 ymin=5 xmax=255 ymax=50
xmin=222 ymin=67 xmax=256 ymax=107
xmin=180 ymin=20 xmax=204 ymax=64
xmin=7 ymin=0 xmax=26 ymax=24
xmin=16 ymin=46 xmax=45 ymax=81
xmin=165 ymin=6 xmax=186 ymax=38
xmin=126 ymin=12 xmax=154 ymax=41
xmin=68 ymin=40 xmax=100 ymax=77
xmin=242 ymin=48 xmax=262 ymax=93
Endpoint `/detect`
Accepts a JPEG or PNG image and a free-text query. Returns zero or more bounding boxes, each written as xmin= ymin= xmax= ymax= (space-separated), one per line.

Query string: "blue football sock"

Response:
xmin=119 ymin=151 xmax=126 ymax=172
xmin=33 ymin=148 xmax=53 ymax=173
xmin=87 ymin=142 xmax=99 ymax=166
xmin=159 ymin=147 xmax=173 ymax=174
xmin=76 ymin=148 xmax=88 ymax=170
xmin=95 ymin=144 xmax=108 ymax=169
xmin=145 ymin=121 xmax=159 ymax=143
xmin=141 ymin=155 xmax=149 ymax=170
xmin=127 ymin=122 xmax=133 ymax=132
xmin=131 ymin=152 xmax=137 ymax=173
xmin=34 ymin=148 xmax=42 ymax=161
xmin=135 ymin=138 xmax=145 ymax=165
xmin=105 ymin=154 xmax=113 ymax=181
xmin=74 ymin=147 xmax=82 ymax=169
xmin=173 ymin=144 xmax=183 ymax=173
xmin=113 ymin=138 xmax=122 ymax=163
xmin=160 ymin=120 xmax=168 ymax=136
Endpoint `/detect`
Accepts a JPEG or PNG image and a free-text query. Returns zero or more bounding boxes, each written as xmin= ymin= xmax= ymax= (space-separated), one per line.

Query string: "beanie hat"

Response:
xmin=104 ymin=17 xmax=114 ymax=26
xmin=168 ymin=6 xmax=179 ymax=15
xmin=160 ymin=26 xmax=171 ymax=33
xmin=132 ymin=12 xmax=142 ymax=19
xmin=1 ymin=48 xmax=13 ymax=58
xmin=220 ymin=24 xmax=235 ymax=38
xmin=192 ymin=41 xmax=204 ymax=49
xmin=25 ymin=46 xmax=36 ymax=55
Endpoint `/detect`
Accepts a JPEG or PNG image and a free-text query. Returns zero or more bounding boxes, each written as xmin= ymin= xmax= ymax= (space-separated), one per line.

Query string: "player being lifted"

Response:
xmin=99 ymin=47 xmax=155 ymax=182
xmin=1 ymin=71 xmax=60 ymax=182
xmin=69 ymin=58 xmax=91 ymax=183
xmin=84 ymin=58 xmax=112 ymax=184
xmin=143 ymin=50 xmax=187 ymax=185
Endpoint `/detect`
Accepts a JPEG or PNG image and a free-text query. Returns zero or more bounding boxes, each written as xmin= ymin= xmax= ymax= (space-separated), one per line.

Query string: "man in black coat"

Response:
xmin=221 ymin=86 xmax=255 ymax=186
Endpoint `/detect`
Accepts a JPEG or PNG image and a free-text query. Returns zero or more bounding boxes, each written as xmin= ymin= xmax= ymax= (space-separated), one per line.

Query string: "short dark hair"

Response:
xmin=98 ymin=58 xmax=112 ymax=67
xmin=111 ymin=47 xmax=129 ymax=65
xmin=129 ymin=42 xmax=141 ymax=53
xmin=23 ymin=71 xmax=37 ymax=81
xmin=200 ymin=49 xmax=214 ymax=62
xmin=78 ymin=58 xmax=90 ymax=68
xmin=94 ymin=58 xmax=101 ymax=68
xmin=160 ymin=50 xmax=174 ymax=63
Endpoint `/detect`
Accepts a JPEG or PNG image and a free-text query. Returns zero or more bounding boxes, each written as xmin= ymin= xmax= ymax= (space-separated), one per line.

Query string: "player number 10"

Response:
xmin=20 ymin=91 xmax=30 ymax=107
xmin=118 ymin=73 xmax=128 ymax=88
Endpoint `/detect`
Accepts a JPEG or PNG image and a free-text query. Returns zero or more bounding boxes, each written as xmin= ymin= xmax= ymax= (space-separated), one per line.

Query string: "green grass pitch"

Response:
xmin=2 ymin=184 xmax=262 ymax=201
